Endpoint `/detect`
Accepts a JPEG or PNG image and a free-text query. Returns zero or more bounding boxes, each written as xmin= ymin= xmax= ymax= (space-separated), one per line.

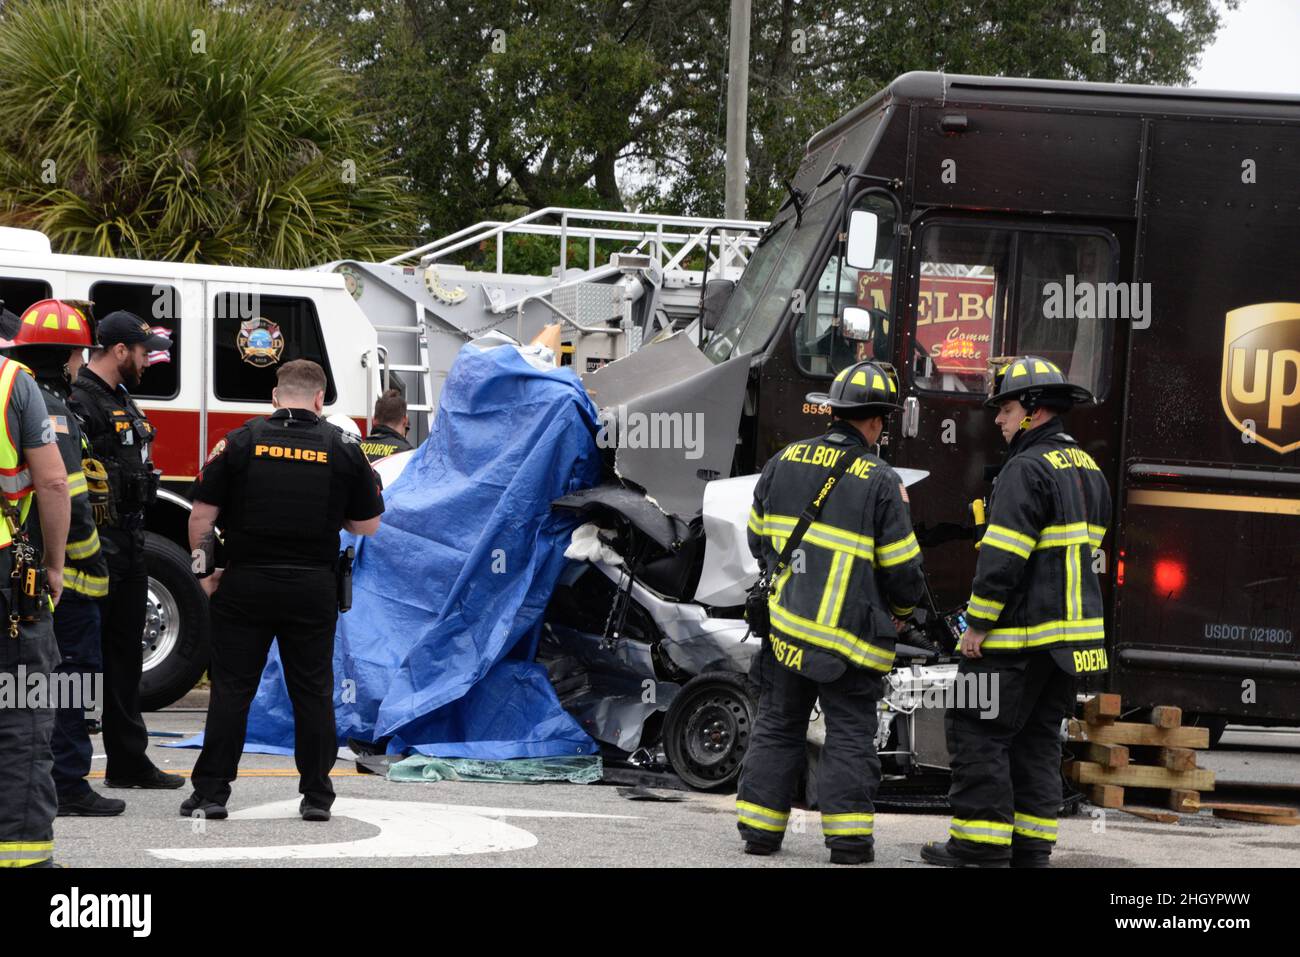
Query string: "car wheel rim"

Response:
xmin=142 ymin=577 xmax=180 ymax=673
xmin=678 ymin=687 xmax=751 ymax=783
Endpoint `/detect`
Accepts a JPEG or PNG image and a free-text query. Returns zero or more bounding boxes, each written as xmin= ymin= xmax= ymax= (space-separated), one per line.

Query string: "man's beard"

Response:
xmin=119 ymin=356 xmax=142 ymax=389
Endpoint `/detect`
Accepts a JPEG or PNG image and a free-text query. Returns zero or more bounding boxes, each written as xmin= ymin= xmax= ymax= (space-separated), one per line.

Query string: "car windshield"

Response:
xmin=703 ymin=194 xmax=836 ymax=363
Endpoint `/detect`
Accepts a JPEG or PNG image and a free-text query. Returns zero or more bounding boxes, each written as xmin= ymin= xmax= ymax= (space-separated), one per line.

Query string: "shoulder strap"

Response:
xmin=765 ymin=444 xmax=869 ymax=585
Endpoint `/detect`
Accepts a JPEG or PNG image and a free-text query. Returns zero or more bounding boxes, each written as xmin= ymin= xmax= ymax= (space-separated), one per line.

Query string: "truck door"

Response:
xmin=887 ymin=216 xmax=1129 ymax=617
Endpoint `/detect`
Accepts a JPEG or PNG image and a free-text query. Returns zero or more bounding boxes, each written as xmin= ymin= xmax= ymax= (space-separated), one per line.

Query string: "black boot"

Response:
xmin=920 ymin=841 xmax=1010 ymax=868
xmin=57 ymin=791 xmax=126 ymax=817
xmin=179 ymin=793 xmax=228 ymax=819
xmin=829 ymin=847 xmax=875 ymax=865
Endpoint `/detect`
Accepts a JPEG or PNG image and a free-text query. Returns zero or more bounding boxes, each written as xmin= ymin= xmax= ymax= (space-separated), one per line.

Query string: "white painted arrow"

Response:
xmin=149 ymin=798 xmax=639 ymax=862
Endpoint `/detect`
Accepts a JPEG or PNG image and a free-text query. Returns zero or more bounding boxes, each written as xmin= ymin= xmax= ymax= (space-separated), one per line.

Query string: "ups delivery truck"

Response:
xmin=703 ymin=72 xmax=1299 ymax=736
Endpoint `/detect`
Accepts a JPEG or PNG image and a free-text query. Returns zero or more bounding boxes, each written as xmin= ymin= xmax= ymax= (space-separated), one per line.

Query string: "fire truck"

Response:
xmin=0 ymin=211 xmax=759 ymax=707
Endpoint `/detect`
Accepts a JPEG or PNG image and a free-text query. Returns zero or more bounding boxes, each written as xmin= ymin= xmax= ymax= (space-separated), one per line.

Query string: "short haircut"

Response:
xmin=374 ymin=388 xmax=406 ymax=425
xmin=276 ymin=359 xmax=327 ymax=397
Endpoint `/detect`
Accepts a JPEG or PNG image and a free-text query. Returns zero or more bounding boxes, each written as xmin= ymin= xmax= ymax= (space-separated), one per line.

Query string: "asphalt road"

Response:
xmin=51 ymin=708 xmax=1299 ymax=869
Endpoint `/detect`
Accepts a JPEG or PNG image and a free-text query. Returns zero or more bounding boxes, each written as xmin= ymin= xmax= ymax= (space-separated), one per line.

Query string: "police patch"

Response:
xmin=205 ymin=438 xmax=227 ymax=464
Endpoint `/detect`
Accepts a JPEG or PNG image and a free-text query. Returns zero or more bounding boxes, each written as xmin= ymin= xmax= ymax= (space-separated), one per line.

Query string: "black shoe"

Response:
xmin=920 ymin=841 xmax=1010 ymax=868
xmin=829 ymin=847 xmax=875 ymax=865
xmin=179 ymin=793 xmax=228 ymax=820
xmin=107 ymin=767 xmax=186 ymax=790
xmin=57 ymin=791 xmax=126 ymax=817
xmin=300 ymin=800 xmax=331 ymax=822
xmin=743 ymin=841 xmax=777 ymax=856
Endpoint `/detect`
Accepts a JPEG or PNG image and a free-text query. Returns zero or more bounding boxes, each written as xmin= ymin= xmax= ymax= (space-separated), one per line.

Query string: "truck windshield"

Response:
xmin=703 ymin=194 xmax=836 ymax=363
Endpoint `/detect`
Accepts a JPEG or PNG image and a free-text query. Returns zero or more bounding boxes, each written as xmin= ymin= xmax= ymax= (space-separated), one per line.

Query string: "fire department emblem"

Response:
xmin=237 ymin=318 xmax=285 ymax=368
xmin=1220 ymin=303 xmax=1300 ymax=454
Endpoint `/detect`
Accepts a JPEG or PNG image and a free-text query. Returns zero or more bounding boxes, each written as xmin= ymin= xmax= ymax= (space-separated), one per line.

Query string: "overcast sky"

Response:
xmin=1192 ymin=0 xmax=1300 ymax=94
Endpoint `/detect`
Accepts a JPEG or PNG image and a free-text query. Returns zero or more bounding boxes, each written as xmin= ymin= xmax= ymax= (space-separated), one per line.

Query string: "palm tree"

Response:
xmin=0 ymin=0 xmax=420 ymax=267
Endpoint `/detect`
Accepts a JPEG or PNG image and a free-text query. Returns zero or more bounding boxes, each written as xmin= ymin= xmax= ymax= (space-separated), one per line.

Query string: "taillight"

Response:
xmin=1154 ymin=558 xmax=1186 ymax=597
xmin=1116 ymin=550 xmax=1125 ymax=587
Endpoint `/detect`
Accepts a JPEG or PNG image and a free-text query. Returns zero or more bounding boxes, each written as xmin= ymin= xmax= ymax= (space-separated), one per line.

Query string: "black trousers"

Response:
xmin=192 ymin=565 xmax=339 ymax=809
xmin=944 ymin=651 xmax=1075 ymax=864
xmin=737 ymin=642 xmax=882 ymax=853
xmin=0 ymin=605 xmax=58 ymax=867
xmin=100 ymin=526 xmax=153 ymax=780
xmin=51 ymin=596 xmax=102 ymax=799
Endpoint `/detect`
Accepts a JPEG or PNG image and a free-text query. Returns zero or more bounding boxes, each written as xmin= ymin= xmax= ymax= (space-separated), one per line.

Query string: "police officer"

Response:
xmin=69 ymin=311 xmax=182 ymax=789
xmin=0 ymin=319 xmax=72 ymax=867
xmin=739 ymin=360 xmax=925 ymax=864
xmin=922 ymin=356 xmax=1110 ymax=868
xmin=360 ymin=388 xmax=413 ymax=462
xmin=183 ymin=359 xmax=383 ymax=821
xmin=1 ymin=301 xmax=119 ymax=817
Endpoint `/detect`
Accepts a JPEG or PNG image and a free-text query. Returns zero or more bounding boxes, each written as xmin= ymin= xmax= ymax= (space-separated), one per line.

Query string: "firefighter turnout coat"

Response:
xmin=965 ymin=417 xmax=1112 ymax=675
xmin=748 ymin=422 xmax=926 ymax=676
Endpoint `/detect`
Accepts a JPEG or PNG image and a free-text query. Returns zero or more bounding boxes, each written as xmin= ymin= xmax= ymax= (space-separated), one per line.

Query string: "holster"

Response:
xmin=337 ymin=545 xmax=355 ymax=613
xmin=744 ymin=577 xmax=771 ymax=640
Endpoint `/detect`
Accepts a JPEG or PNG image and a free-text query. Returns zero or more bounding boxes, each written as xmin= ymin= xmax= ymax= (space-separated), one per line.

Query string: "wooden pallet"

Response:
xmin=1066 ymin=696 xmax=1213 ymax=822
xmin=1066 ymin=697 xmax=1297 ymax=826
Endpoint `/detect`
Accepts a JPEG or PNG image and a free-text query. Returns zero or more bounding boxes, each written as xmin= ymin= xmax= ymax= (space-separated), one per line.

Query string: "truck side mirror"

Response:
xmin=840 ymin=306 xmax=874 ymax=342
xmin=700 ymin=278 xmax=736 ymax=332
xmin=845 ymin=209 xmax=879 ymax=270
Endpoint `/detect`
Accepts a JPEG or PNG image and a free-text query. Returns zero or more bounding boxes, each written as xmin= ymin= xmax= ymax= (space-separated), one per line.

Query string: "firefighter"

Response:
xmin=0 ymin=317 xmax=72 ymax=867
xmin=739 ymin=360 xmax=925 ymax=864
xmin=360 ymin=388 xmax=413 ymax=462
xmin=1 ymin=301 xmax=120 ymax=816
xmin=182 ymin=359 xmax=384 ymax=820
xmin=68 ymin=311 xmax=182 ymax=789
xmin=922 ymin=356 xmax=1111 ymax=869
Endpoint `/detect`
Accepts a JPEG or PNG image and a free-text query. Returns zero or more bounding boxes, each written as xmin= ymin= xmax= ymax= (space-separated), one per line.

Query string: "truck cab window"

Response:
xmin=912 ymin=225 xmax=1011 ymax=395
xmin=1014 ymin=232 xmax=1112 ymax=399
xmin=90 ymin=281 xmax=181 ymax=399
xmin=798 ymin=194 xmax=897 ymax=376
xmin=213 ymin=293 xmax=337 ymax=403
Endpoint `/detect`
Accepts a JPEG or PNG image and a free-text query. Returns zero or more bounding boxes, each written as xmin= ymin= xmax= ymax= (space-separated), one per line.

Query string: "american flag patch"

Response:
xmin=147 ymin=326 xmax=173 ymax=366
xmin=51 ymin=415 xmax=69 ymax=435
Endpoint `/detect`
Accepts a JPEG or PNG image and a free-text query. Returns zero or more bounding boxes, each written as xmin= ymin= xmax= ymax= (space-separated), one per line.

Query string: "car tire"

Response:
xmin=139 ymin=533 xmax=209 ymax=711
xmin=663 ymin=671 xmax=755 ymax=792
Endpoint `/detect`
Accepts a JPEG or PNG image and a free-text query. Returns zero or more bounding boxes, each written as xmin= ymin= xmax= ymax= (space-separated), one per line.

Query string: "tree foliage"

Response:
xmin=273 ymin=0 xmax=1236 ymax=237
xmin=0 ymin=0 xmax=421 ymax=265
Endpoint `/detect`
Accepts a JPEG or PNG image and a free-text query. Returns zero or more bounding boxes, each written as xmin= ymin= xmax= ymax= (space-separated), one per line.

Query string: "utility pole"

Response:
xmin=724 ymin=0 xmax=751 ymax=222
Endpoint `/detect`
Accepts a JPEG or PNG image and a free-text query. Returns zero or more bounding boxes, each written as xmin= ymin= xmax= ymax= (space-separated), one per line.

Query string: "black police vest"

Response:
xmin=223 ymin=414 xmax=350 ymax=566
xmin=70 ymin=374 xmax=158 ymax=517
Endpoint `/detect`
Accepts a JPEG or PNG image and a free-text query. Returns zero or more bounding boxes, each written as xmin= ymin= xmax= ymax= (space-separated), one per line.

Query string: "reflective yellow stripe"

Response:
xmin=983 ymin=618 xmax=1105 ymax=650
xmin=889 ymin=603 xmax=915 ymax=617
xmin=876 ymin=531 xmax=920 ymax=568
xmin=737 ymin=800 xmax=789 ymax=833
xmin=816 ymin=551 xmax=854 ymax=627
xmin=1013 ymin=812 xmax=1058 ymax=842
xmin=1068 ymin=544 xmax=1084 ymax=620
xmin=967 ymin=593 xmax=1005 ymax=619
xmin=1033 ymin=522 xmax=1089 ymax=549
xmin=949 ymin=818 xmax=1013 ymax=846
xmin=747 ymin=507 xmax=763 ymax=536
xmin=66 ymin=470 xmax=88 ymax=497
xmin=0 ymin=839 xmax=53 ymax=867
xmin=822 ymin=812 xmax=875 ymax=835
xmin=1087 ymin=524 xmax=1106 ymax=547
xmin=758 ymin=513 xmax=874 ymax=560
xmin=65 ymin=529 xmax=100 ymax=561
xmin=65 ymin=568 xmax=110 ymax=598
xmin=980 ymin=523 xmax=1035 ymax=559
xmin=770 ymin=601 xmax=895 ymax=672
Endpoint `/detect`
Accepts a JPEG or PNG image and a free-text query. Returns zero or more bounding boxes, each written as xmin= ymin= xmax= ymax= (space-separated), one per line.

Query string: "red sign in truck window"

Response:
xmin=858 ymin=271 xmax=997 ymax=374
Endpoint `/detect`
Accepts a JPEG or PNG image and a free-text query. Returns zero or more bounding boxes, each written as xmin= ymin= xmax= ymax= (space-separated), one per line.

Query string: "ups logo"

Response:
xmin=1221 ymin=303 xmax=1300 ymax=454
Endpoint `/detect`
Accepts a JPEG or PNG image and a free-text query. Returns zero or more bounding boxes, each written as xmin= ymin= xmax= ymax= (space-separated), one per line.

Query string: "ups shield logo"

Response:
xmin=1221 ymin=303 xmax=1300 ymax=454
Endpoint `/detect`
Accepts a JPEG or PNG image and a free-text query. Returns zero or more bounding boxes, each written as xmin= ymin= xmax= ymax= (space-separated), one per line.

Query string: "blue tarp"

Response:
xmin=172 ymin=342 xmax=602 ymax=759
